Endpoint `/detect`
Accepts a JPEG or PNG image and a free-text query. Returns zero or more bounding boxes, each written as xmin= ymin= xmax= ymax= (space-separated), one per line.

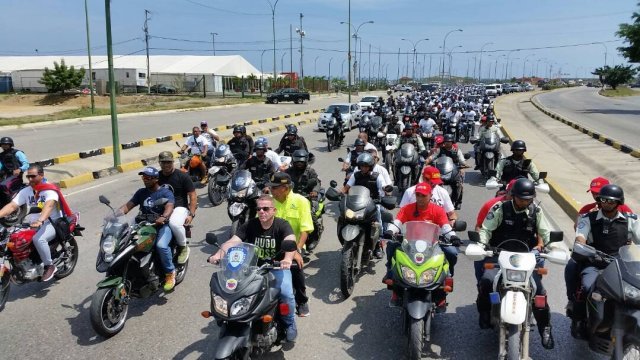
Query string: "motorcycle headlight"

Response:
xmin=230 ymin=295 xmax=256 ymax=316
xmin=345 ymin=208 xmax=365 ymax=220
xmin=213 ymin=294 xmax=228 ymax=316
xmin=420 ymin=269 xmax=437 ymax=285
xmin=400 ymin=166 xmax=411 ymax=175
xmin=228 ymin=202 xmax=246 ymax=217
xmin=231 ymin=188 xmax=248 ymax=199
xmin=401 ymin=266 xmax=417 ymax=285
xmin=101 ymin=235 xmax=116 ymax=262
xmin=506 ymin=269 xmax=527 ymax=282
xmin=623 ymin=280 xmax=640 ymax=305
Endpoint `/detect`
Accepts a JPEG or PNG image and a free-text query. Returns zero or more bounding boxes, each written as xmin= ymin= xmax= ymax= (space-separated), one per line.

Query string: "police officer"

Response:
xmin=276 ymin=125 xmax=308 ymax=156
xmin=227 ymin=125 xmax=252 ymax=165
xmin=494 ymin=140 xmax=541 ymax=183
xmin=342 ymin=139 xmax=366 ymax=174
xmin=565 ymin=184 xmax=640 ymax=338
xmin=477 ymin=178 xmax=555 ymax=349
xmin=474 ymin=115 xmax=504 ymax=170
xmin=0 ymin=137 xmax=29 ymax=197
xmin=394 ymin=122 xmax=426 ymax=152
xmin=286 ymin=150 xmax=323 ymax=252
xmin=241 ymin=140 xmax=274 ymax=190
xmin=426 ymin=133 xmax=468 ymax=210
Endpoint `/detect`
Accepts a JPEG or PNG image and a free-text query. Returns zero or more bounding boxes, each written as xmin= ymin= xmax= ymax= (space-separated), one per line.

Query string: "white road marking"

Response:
xmin=65 ymin=178 xmax=122 ymax=197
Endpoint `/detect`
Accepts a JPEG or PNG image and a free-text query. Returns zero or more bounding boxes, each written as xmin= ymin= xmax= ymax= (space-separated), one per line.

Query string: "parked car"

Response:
xmin=485 ymin=84 xmax=498 ymax=97
xmin=150 ymin=84 xmax=177 ymax=94
xmin=358 ymin=96 xmax=378 ymax=110
xmin=501 ymin=83 xmax=512 ymax=94
xmin=265 ymin=88 xmax=310 ymax=104
xmin=494 ymin=83 xmax=503 ymax=95
xmin=317 ymin=103 xmax=361 ymax=131
xmin=524 ymin=84 xmax=535 ymax=91
xmin=394 ymin=84 xmax=413 ymax=92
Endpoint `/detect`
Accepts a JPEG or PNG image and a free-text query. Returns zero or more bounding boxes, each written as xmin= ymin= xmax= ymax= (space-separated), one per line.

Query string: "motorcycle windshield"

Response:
xmin=326 ymin=118 xmax=336 ymax=128
xmin=216 ymin=243 xmax=259 ymax=294
xmin=401 ymin=221 xmax=441 ymax=263
xmin=399 ymin=143 xmax=416 ymax=158
xmin=345 ymin=186 xmax=372 ymax=211
xmin=230 ymin=170 xmax=252 ymax=192
xmin=434 ymin=156 xmax=455 ymax=175
xmin=102 ymin=213 xmax=131 ymax=239
xmin=619 ymin=244 xmax=640 ymax=289
xmin=371 ymin=116 xmax=382 ymax=130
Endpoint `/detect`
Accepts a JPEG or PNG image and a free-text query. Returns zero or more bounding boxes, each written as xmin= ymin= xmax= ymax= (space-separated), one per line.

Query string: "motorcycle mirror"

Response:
xmin=98 ymin=195 xmax=111 ymax=206
xmin=549 ymin=231 xmax=564 ymax=243
xmin=467 ymin=231 xmax=481 ymax=243
xmin=497 ymin=118 xmax=502 ymax=123
xmin=308 ymin=153 xmax=316 ymax=165
xmin=175 ymin=141 xmax=181 ymax=147
xmin=329 ymin=180 xmax=338 ymax=188
xmin=453 ymin=221 xmax=467 ymax=232
xmin=500 ymin=137 xmax=510 ymax=144
xmin=538 ymin=172 xmax=547 ymax=180
xmin=306 ymin=178 xmax=318 ymax=189
xmin=325 ymin=187 xmax=342 ymax=201
xmin=205 ymin=233 xmax=219 ymax=246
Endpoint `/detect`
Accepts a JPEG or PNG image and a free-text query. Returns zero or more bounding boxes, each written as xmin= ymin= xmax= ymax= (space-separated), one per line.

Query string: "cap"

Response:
xmin=422 ymin=166 xmax=443 ymax=185
xmin=138 ymin=166 xmax=159 ymax=178
xmin=158 ymin=151 xmax=174 ymax=162
xmin=415 ymin=182 xmax=433 ymax=196
xmin=588 ymin=177 xmax=609 ymax=193
xmin=267 ymin=172 xmax=292 ymax=187
xmin=200 ymin=121 xmax=208 ymax=126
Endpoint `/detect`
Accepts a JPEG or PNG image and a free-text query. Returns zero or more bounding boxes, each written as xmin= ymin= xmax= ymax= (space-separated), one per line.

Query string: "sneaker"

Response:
xmin=382 ymin=271 xmax=394 ymax=286
xmin=389 ymin=291 xmax=402 ymax=308
xmin=374 ymin=242 xmax=384 ymax=259
xmin=177 ymin=246 xmax=190 ymax=265
xmin=540 ymin=326 xmax=555 ymax=349
xmin=41 ymin=265 xmax=57 ymax=282
xmin=297 ymin=302 xmax=310 ymax=317
xmin=163 ymin=271 xmax=176 ymax=292
xmin=286 ymin=324 xmax=298 ymax=342
xmin=200 ymin=175 xmax=209 ymax=185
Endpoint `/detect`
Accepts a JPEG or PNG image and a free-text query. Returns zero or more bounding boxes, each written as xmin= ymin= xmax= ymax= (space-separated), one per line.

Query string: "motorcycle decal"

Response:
xmin=225 ymin=278 xmax=238 ymax=290
xmin=414 ymin=252 xmax=425 ymax=264
xmin=227 ymin=246 xmax=248 ymax=271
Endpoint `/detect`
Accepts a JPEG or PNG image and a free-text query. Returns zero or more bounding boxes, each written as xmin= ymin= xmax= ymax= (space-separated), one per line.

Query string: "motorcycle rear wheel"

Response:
xmin=340 ymin=242 xmax=356 ymax=298
xmin=506 ymin=324 xmax=521 ymax=360
xmin=408 ymin=317 xmax=425 ymax=360
xmin=0 ymin=272 xmax=10 ymax=312
xmin=208 ymin=180 xmax=225 ymax=207
xmin=327 ymin=136 xmax=332 ymax=152
xmin=54 ymin=236 xmax=79 ymax=279
xmin=90 ymin=287 xmax=129 ymax=338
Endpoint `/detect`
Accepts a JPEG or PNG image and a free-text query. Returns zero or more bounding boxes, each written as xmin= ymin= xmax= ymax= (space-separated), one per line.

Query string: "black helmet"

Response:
xmin=254 ymin=141 xmax=267 ymax=151
xmin=356 ymin=153 xmax=375 ymax=168
xmin=443 ymin=134 xmax=455 ymax=143
xmin=333 ymin=107 xmax=341 ymax=113
xmin=286 ymin=125 xmax=298 ymax=135
xmin=233 ymin=125 xmax=245 ymax=134
xmin=0 ymin=137 xmax=13 ymax=146
xmin=511 ymin=178 xmax=536 ymax=199
xmin=511 ymin=140 xmax=527 ymax=151
xmin=292 ymin=149 xmax=309 ymax=163
xmin=597 ymin=184 xmax=624 ymax=204
xmin=486 ymin=115 xmax=495 ymax=122
xmin=354 ymin=139 xmax=365 ymax=147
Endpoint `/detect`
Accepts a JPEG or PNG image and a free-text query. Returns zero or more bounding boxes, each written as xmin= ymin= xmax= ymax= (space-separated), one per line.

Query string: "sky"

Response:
xmin=1 ymin=0 xmax=638 ymax=80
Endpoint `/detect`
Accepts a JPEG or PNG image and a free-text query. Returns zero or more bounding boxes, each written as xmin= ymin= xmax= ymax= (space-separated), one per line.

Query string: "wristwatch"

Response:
xmin=189 ymin=212 xmax=196 ymax=218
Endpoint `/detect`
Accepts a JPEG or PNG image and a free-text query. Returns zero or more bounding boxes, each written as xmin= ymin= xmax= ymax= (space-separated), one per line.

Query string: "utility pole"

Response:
xmin=84 ymin=0 xmax=95 ymax=114
xmin=296 ymin=13 xmax=305 ymax=88
xmin=105 ymin=0 xmax=120 ymax=166
xmin=397 ymin=48 xmax=400 ymax=83
xmin=368 ymin=43 xmax=371 ymax=88
xmin=144 ymin=9 xmax=151 ymax=94
xmin=289 ymin=24 xmax=293 ymax=74
xmin=210 ymin=32 xmax=218 ymax=55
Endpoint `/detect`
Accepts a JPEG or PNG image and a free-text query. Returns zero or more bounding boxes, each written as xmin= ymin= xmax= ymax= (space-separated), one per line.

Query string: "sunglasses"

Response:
xmin=257 ymin=207 xmax=273 ymax=212
xmin=26 ymin=174 xmax=38 ymax=179
xmin=141 ymin=175 xmax=156 ymax=180
xmin=599 ymin=198 xmax=618 ymax=204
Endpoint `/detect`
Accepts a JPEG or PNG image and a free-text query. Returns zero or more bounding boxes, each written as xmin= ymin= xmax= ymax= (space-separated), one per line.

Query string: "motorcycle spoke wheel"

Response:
xmin=623 ymin=343 xmax=640 ymax=360
xmin=0 ymin=273 xmax=10 ymax=312
xmin=208 ymin=181 xmax=224 ymax=207
xmin=54 ymin=237 xmax=78 ymax=279
xmin=340 ymin=243 xmax=356 ymax=298
xmin=408 ymin=317 xmax=425 ymax=360
xmin=90 ymin=287 xmax=129 ymax=338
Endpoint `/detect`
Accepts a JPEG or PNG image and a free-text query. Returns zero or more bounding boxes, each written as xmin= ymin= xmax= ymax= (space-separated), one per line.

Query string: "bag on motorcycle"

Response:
xmin=51 ymin=216 xmax=72 ymax=241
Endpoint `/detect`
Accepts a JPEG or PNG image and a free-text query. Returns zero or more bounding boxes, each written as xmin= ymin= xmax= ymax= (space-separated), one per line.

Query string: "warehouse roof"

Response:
xmin=0 ymin=55 xmax=264 ymax=77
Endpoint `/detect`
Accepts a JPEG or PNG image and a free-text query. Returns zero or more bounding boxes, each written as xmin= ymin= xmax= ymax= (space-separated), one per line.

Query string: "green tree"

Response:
xmin=592 ymin=66 xmax=608 ymax=88
xmin=38 ymin=59 xmax=85 ymax=94
xmin=617 ymin=2 xmax=640 ymax=63
xmin=593 ymin=65 xmax=637 ymax=89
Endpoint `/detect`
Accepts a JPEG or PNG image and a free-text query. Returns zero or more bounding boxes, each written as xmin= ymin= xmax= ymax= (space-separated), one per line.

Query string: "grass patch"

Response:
xmin=599 ymin=86 xmax=640 ymax=97
xmin=0 ymin=96 xmax=265 ymax=126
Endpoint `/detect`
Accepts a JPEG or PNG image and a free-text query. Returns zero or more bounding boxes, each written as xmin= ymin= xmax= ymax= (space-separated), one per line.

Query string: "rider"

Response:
xmin=207 ymin=194 xmax=298 ymax=342
xmin=576 ymin=177 xmax=633 ymax=219
xmin=494 ymin=140 xmax=542 ymax=184
xmin=276 ymin=125 xmax=308 ymax=156
xmin=394 ymin=121 xmax=426 ymax=152
xmin=565 ymin=184 xmax=640 ymax=338
xmin=179 ymin=126 xmax=209 ymax=184
xmin=426 ymin=133 xmax=468 ymax=210
xmin=227 ymin=125 xmax=252 ymax=165
xmin=399 ymin=166 xmax=459 ymax=226
xmin=242 ymin=141 xmax=274 ymax=190
xmin=200 ymin=121 xmax=220 ymax=165
xmin=0 ymin=165 xmax=72 ymax=282
xmin=342 ymin=139 xmax=366 ymax=174
xmin=463 ymin=105 xmax=478 ymax=137
xmin=210 ymin=144 xmax=238 ymax=175
xmin=473 ymin=115 xmax=504 ymax=170
xmin=118 ymin=167 xmax=176 ymax=291
xmin=286 ymin=150 xmax=322 ymax=252
xmin=255 ymin=137 xmax=283 ymax=172
xmin=477 ymin=178 xmax=555 ymax=349
xmin=0 ymin=136 xmax=29 ymax=199
xmin=330 ymin=107 xmax=346 ymax=141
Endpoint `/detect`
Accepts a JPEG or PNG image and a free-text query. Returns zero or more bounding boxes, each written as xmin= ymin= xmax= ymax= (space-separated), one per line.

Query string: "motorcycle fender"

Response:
xmin=215 ymin=323 xmax=251 ymax=359
xmin=96 ymin=275 xmax=123 ymax=289
xmin=341 ymin=225 xmax=361 ymax=242
xmin=500 ymin=291 xmax=527 ymax=325
xmin=407 ymin=298 xmax=430 ymax=320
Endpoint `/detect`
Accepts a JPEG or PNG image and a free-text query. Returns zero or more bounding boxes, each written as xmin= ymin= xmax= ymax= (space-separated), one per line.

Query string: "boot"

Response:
xmin=540 ymin=326 xmax=555 ymax=349
xmin=533 ymin=305 xmax=554 ymax=349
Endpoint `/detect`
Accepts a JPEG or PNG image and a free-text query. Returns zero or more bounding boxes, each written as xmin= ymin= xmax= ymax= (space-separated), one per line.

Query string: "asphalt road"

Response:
xmin=0 ymin=122 xmax=607 ymax=360
xmin=2 ymin=92 xmax=381 ymax=162
xmin=536 ymin=86 xmax=640 ymax=148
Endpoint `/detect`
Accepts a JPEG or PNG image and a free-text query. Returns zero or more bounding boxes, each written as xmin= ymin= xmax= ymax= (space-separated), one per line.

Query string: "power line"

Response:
xmin=183 ymin=0 xmax=269 ymax=16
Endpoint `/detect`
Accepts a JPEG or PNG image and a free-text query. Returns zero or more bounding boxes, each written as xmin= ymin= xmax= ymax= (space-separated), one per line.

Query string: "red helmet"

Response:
xmin=412 ymin=122 xmax=419 ymax=129
xmin=434 ymin=135 xmax=445 ymax=146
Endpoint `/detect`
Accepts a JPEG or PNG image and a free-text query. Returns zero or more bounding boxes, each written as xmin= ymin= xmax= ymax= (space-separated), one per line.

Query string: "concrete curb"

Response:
xmin=530 ymin=95 xmax=640 ymax=159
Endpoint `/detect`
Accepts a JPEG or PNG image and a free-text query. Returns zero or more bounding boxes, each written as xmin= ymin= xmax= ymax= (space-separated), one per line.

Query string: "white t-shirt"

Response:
xmin=185 ymin=135 xmax=207 ymax=155
xmin=264 ymin=150 xmax=283 ymax=171
xmin=418 ymin=118 xmax=437 ymax=133
xmin=364 ymin=142 xmax=377 ymax=152
xmin=346 ymin=172 xmax=386 ymax=198
xmin=399 ymin=184 xmax=454 ymax=213
xmin=200 ymin=131 xmax=216 ymax=148
xmin=13 ymin=187 xmax=63 ymax=223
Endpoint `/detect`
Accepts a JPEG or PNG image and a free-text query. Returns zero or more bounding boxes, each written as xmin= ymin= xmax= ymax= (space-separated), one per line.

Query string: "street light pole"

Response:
xmin=84 ymin=0 xmax=95 ymax=114
xmin=295 ymin=13 xmax=305 ymax=89
xmin=505 ymin=49 xmax=519 ymax=80
xmin=595 ymin=42 xmax=608 ymax=66
xmin=522 ymin=53 xmax=536 ymax=80
xmin=210 ymin=32 xmax=218 ymax=55
xmin=401 ymin=37 xmax=429 ymax=81
xmin=267 ymin=0 xmax=280 ymax=87
xmin=341 ymin=20 xmax=374 ymax=91
xmin=478 ymin=42 xmax=494 ymax=82
xmin=314 ymin=55 xmax=320 ymax=77
xmin=281 ymin=52 xmax=287 ymax=79
xmin=441 ymin=29 xmax=462 ymax=82
xmin=328 ymin=57 xmax=333 ymax=90
xmin=104 ymin=0 xmax=120 ymax=167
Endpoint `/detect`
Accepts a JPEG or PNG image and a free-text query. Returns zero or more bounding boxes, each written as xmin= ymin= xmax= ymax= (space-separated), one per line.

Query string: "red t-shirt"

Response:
xmin=396 ymin=202 xmax=449 ymax=226
xmin=476 ymin=195 xmax=507 ymax=228
xmin=578 ymin=202 xmax=633 ymax=215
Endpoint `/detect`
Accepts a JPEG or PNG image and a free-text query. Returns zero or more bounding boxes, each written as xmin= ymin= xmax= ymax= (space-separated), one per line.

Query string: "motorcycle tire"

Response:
xmin=408 ymin=317 xmax=425 ymax=360
xmin=327 ymin=137 xmax=332 ymax=152
xmin=0 ymin=204 xmax=27 ymax=227
xmin=340 ymin=241 xmax=356 ymax=298
xmin=622 ymin=342 xmax=640 ymax=359
xmin=208 ymin=179 xmax=225 ymax=207
xmin=90 ymin=287 xmax=129 ymax=338
xmin=385 ymin=153 xmax=394 ymax=179
xmin=230 ymin=217 xmax=245 ymax=240
xmin=506 ymin=324 xmax=521 ymax=360
xmin=0 ymin=272 xmax=10 ymax=312
xmin=54 ymin=236 xmax=79 ymax=279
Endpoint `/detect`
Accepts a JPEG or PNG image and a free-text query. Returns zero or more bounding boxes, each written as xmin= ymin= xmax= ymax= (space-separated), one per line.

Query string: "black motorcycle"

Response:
xmin=208 ymin=158 xmax=236 ymax=207
xmin=325 ymin=182 xmax=396 ymax=298
xmin=394 ymin=143 xmax=420 ymax=193
xmin=568 ymin=243 xmax=640 ymax=358
xmin=227 ymin=170 xmax=260 ymax=237
xmin=90 ymin=195 xmax=189 ymax=338
xmin=326 ymin=117 xmax=343 ymax=152
xmin=471 ymin=133 xmax=509 ymax=178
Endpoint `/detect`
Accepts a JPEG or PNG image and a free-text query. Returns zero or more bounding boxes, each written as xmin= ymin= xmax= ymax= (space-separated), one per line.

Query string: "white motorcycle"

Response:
xmin=384 ymin=133 xmax=398 ymax=179
xmin=485 ymin=172 xmax=550 ymax=197
xmin=465 ymin=232 xmax=569 ymax=360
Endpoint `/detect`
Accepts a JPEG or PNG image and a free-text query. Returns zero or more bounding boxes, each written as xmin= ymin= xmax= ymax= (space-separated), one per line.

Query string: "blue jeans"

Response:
xmin=155 ymin=225 xmax=175 ymax=273
xmin=272 ymin=269 xmax=297 ymax=334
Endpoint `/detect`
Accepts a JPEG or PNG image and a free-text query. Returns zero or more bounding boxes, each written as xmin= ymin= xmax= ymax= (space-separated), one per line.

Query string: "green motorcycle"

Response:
xmin=387 ymin=220 xmax=465 ymax=360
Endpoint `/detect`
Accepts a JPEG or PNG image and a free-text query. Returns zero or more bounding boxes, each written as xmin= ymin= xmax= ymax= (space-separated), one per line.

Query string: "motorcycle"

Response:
xmin=465 ymin=231 xmax=568 ymax=360
xmin=385 ymin=221 xmax=466 ymax=360
xmin=369 ymin=116 xmax=385 ymax=151
xmin=444 ymin=117 xmax=459 ymax=142
xmin=176 ymin=141 xmax=206 ymax=183
xmin=0 ymin=175 xmax=27 ymax=227
xmin=394 ymin=143 xmax=420 ymax=193
xmin=471 ymin=133 xmax=509 ymax=178
xmin=90 ymin=195 xmax=189 ymax=337
xmin=207 ymin=156 xmax=237 ymax=207
xmin=202 ymin=236 xmax=297 ymax=359
xmin=432 ymin=155 xmax=470 ymax=200
xmin=227 ymin=170 xmax=261 ymax=238
xmin=567 ymin=242 xmax=640 ymax=359
xmin=325 ymin=182 xmax=396 ymax=298
xmin=325 ymin=117 xmax=343 ymax=152
xmin=485 ymin=171 xmax=550 ymax=197
xmin=0 ymin=209 xmax=81 ymax=311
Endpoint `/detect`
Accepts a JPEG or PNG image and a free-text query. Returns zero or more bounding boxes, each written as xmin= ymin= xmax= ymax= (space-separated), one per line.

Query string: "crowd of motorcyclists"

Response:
xmin=1 ymin=83 xmax=639 ymax=359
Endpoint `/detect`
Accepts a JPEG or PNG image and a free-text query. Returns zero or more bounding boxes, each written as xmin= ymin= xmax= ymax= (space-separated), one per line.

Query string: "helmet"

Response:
xmin=443 ymin=134 xmax=455 ymax=143
xmin=0 ymin=137 xmax=13 ymax=146
xmin=292 ymin=149 xmax=309 ymax=163
xmin=486 ymin=115 xmax=496 ymax=123
xmin=214 ymin=144 xmax=230 ymax=158
xmin=511 ymin=178 xmax=536 ymax=199
xmin=597 ymin=184 xmax=624 ymax=204
xmin=254 ymin=141 xmax=268 ymax=151
xmin=434 ymin=135 xmax=445 ymax=146
xmin=356 ymin=153 xmax=375 ymax=168
xmin=354 ymin=139 xmax=365 ymax=147
xmin=233 ymin=125 xmax=245 ymax=134
xmin=286 ymin=125 xmax=298 ymax=135
xmin=257 ymin=137 xmax=268 ymax=144
xmin=511 ymin=140 xmax=527 ymax=151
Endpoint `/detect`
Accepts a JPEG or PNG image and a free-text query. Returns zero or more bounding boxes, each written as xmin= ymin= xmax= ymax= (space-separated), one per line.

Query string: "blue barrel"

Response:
xmin=0 ymin=76 xmax=12 ymax=93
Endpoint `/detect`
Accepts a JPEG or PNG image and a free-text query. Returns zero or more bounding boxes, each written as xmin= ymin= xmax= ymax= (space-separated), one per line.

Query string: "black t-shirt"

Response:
xmin=235 ymin=218 xmax=296 ymax=264
xmin=158 ymin=169 xmax=195 ymax=208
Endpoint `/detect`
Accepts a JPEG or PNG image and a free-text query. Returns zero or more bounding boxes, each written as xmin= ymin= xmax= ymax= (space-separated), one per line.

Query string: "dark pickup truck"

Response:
xmin=266 ymin=88 xmax=310 ymax=104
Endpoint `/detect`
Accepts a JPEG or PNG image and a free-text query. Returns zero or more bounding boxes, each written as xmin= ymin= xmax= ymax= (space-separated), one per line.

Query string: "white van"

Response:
xmin=494 ymin=83 xmax=503 ymax=95
xmin=485 ymin=84 xmax=498 ymax=97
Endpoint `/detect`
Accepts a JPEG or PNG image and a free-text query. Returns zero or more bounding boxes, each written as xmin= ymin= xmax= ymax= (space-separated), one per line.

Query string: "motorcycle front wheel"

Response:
xmin=340 ymin=242 xmax=356 ymax=298
xmin=208 ymin=180 xmax=225 ymax=207
xmin=623 ymin=342 xmax=640 ymax=360
xmin=54 ymin=236 xmax=79 ymax=279
xmin=506 ymin=324 xmax=521 ymax=360
xmin=408 ymin=317 xmax=425 ymax=360
xmin=0 ymin=272 xmax=10 ymax=312
xmin=90 ymin=287 xmax=129 ymax=338
xmin=327 ymin=135 xmax=333 ymax=152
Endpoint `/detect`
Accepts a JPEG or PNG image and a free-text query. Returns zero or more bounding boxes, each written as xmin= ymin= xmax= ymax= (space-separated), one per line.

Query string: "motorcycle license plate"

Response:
xmin=400 ymin=166 xmax=411 ymax=175
xmin=229 ymin=202 xmax=246 ymax=217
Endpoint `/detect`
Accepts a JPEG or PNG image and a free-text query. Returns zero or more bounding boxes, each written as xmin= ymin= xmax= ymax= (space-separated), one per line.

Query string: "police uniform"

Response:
xmin=242 ymin=156 xmax=274 ymax=187
xmin=394 ymin=134 xmax=426 ymax=152
xmin=228 ymin=136 xmax=251 ymax=164
xmin=495 ymin=156 xmax=540 ymax=183
xmin=474 ymin=125 xmax=504 ymax=166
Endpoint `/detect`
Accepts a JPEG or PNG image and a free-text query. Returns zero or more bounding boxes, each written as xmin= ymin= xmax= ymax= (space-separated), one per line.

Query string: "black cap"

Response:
xmin=267 ymin=172 xmax=292 ymax=187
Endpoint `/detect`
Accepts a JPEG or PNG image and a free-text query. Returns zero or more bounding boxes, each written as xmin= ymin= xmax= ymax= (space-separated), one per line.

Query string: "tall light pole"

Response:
xmin=314 ymin=55 xmax=320 ymax=77
xmin=401 ymin=37 xmax=429 ymax=81
xmin=440 ymin=45 xmax=462 ymax=82
xmin=522 ymin=53 xmax=536 ymax=80
xmin=341 ymin=59 xmax=346 ymax=79
xmin=104 ymin=0 xmax=120 ymax=166
xmin=295 ymin=13 xmax=305 ymax=89
xmin=260 ymin=49 xmax=267 ymax=77
xmin=509 ymin=57 xmax=520 ymax=79
xmin=505 ymin=49 xmax=519 ymax=80
xmin=478 ymin=41 xmax=494 ymax=82
xmin=341 ymin=20 xmax=374 ymax=90
xmin=441 ymin=28 xmax=462 ymax=82
xmin=328 ymin=57 xmax=333 ymax=90
xmin=266 ymin=0 xmax=280 ymax=87
xmin=536 ymin=58 xmax=546 ymax=78
xmin=594 ymin=42 xmax=608 ymax=66
xmin=210 ymin=32 xmax=218 ymax=55
xmin=84 ymin=0 xmax=95 ymax=114
xmin=281 ymin=52 xmax=287 ymax=82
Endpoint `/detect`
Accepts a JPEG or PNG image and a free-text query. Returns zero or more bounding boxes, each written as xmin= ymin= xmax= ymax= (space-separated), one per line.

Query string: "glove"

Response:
xmin=450 ymin=235 xmax=462 ymax=247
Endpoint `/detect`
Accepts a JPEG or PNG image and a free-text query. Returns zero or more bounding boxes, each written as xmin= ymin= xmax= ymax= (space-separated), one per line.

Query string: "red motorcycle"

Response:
xmin=0 ymin=212 xmax=83 ymax=311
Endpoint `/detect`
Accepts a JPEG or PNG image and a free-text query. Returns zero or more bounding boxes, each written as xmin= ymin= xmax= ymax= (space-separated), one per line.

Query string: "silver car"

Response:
xmin=317 ymin=103 xmax=361 ymax=131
